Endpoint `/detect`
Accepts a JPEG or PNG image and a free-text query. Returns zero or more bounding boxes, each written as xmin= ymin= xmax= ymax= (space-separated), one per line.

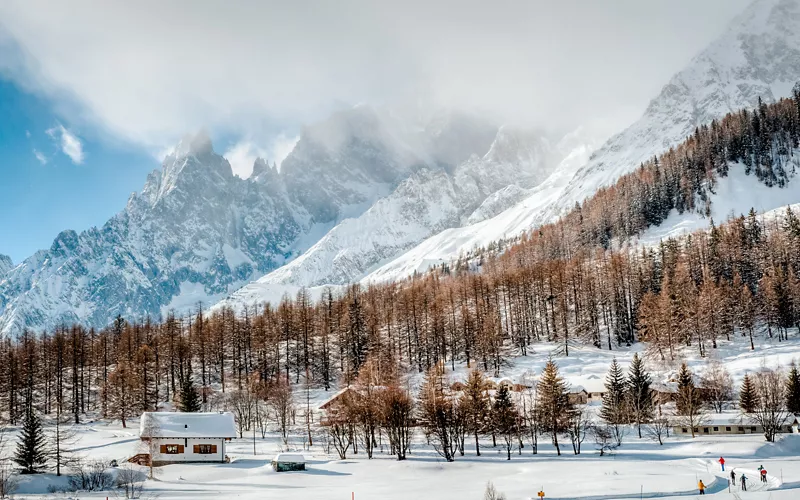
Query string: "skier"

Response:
xmin=718 ymin=456 xmax=725 ymax=471
xmin=760 ymin=468 xmax=768 ymax=483
xmin=741 ymin=474 xmax=748 ymax=491
xmin=730 ymin=469 xmax=736 ymax=485
xmin=698 ymin=479 xmax=706 ymax=495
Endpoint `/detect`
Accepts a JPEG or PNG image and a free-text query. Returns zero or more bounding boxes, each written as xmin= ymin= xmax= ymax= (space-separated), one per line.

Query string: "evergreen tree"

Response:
xmin=740 ymin=373 xmax=757 ymax=413
xmin=786 ymin=364 xmax=800 ymax=414
xmin=179 ymin=373 xmax=202 ymax=413
xmin=536 ymin=359 xmax=574 ymax=456
xmin=627 ymin=353 xmax=654 ymax=438
xmin=491 ymin=385 xmax=518 ymax=460
xmin=14 ymin=402 xmax=47 ymax=474
xmin=459 ymin=369 xmax=490 ymax=456
xmin=600 ymin=358 xmax=628 ymax=425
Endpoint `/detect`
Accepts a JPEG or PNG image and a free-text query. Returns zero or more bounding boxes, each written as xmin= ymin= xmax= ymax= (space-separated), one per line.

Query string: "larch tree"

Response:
xmin=536 ymin=359 xmax=574 ymax=456
xmin=459 ymin=369 xmax=490 ymax=456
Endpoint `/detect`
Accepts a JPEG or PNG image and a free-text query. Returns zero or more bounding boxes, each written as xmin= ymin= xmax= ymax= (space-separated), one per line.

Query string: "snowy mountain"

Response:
xmin=215 ymin=126 xmax=582 ymax=307
xmin=0 ymin=255 xmax=12 ymax=277
xmin=0 ymin=107 xmax=494 ymax=334
xmin=362 ymin=0 xmax=800 ymax=284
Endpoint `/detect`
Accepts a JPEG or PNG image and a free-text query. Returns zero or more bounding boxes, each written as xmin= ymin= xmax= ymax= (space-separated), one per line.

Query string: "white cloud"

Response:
xmin=25 ymin=130 xmax=31 ymax=138
xmin=32 ymin=148 xmax=47 ymax=164
xmin=224 ymin=134 xmax=299 ymax=178
xmin=46 ymin=124 xmax=84 ymax=164
xmin=0 ymin=0 xmax=751 ymax=151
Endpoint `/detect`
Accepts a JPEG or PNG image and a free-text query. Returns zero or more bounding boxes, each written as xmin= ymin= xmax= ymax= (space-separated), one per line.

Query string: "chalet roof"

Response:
xmin=139 ymin=412 xmax=236 ymax=439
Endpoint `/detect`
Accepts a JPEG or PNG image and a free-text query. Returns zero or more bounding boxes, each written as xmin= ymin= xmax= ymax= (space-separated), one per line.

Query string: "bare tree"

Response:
xmin=0 ymin=463 xmax=17 ymax=499
xmin=379 ymin=386 xmax=414 ymax=460
xmin=567 ymin=409 xmax=590 ymax=455
xmin=676 ymin=363 xmax=708 ymax=438
xmin=646 ymin=415 xmax=671 ymax=445
xmin=418 ymin=366 xmax=458 ymax=462
xmin=484 ymin=481 xmax=507 ymax=500
xmin=47 ymin=412 xmax=79 ymax=477
xmin=594 ymin=425 xmax=618 ymax=456
xmin=700 ymin=360 xmax=734 ymax=413
xmin=227 ymin=390 xmax=255 ymax=439
xmin=138 ymin=415 xmax=161 ymax=480
xmin=271 ymin=378 xmax=294 ymax=449
xmin=748 ymin=368 xmax=789 ymax=442
xmin=116 ymin=463 xmax=146 ymax=499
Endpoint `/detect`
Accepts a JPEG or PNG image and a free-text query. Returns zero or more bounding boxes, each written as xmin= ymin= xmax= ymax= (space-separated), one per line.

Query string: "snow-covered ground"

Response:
xmin=9 ymin=333 xmax=800 ymax=499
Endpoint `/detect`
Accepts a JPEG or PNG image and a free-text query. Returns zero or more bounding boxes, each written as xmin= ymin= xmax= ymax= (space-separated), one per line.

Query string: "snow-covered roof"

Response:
xmin=273 ymin=453 xmax=305 ymax=463
xmin=139 ymin=412 xmax=236 ymax=439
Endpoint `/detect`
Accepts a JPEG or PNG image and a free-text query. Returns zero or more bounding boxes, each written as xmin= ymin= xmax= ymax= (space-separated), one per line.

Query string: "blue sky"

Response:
xmin=0 ymin=79 xmax=157 ymax=263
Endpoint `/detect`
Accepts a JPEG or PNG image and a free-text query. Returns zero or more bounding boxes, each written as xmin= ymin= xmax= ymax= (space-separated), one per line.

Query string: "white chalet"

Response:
xmin=139 ymin=412 xmax=236 ymax=465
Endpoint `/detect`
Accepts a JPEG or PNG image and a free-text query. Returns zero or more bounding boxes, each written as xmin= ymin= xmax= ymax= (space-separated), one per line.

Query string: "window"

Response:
xmin=751 ymin=426 xmax=757 ymax=431
xmin=194 ymin=444 xmax=217 ymax=454
xmin=726 ymin=427 xmax=731 ymax=431
xmin=703 ymin=427 xmax=709 ymax=434
xmin=738 ymin=426 xmax=744 ymax=431
xmin=682 ymin=428 xmax=687 ymax=433
xmin=165 ymin=445 xmax=180 ymax=454
xmin=713 ymin=427 xmax=719 ymax=431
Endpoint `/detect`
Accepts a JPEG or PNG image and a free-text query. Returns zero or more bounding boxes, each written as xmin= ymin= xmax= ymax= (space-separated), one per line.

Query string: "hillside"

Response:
xmin=363 ymin=0 xmax=800 ymax=284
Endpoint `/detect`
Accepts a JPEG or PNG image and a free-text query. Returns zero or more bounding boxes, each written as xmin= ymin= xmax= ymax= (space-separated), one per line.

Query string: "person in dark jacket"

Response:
xmin=730 ymin=469 xmax=736 ymax=484
xmin=740 ymin=474 xmax=748 ymax=491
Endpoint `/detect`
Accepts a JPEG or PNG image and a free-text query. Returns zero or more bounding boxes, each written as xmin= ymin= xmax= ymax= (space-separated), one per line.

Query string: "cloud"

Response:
xmin=224 ymin=134 xmax=299 ymax=178
xmin=46 ymin=124 xmax=84 ymax=164
xmin=32 ymin=148 xmax=47 ymax=164
xmin=0 ymin=0 xmax=752 ymax=151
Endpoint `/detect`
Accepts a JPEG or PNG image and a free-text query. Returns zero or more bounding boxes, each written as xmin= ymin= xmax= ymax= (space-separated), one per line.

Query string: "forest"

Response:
xmin=3 ymin=86 xmax=800 ymax=467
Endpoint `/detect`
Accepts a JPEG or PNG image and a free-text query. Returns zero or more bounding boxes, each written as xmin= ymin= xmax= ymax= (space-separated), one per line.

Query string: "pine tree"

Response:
xmin=627 ymin=353 xmax=653 ymax=438
xmin=600 ymin=358 xmax=628 ymax=425
xmin=14 ymin=402 xmax=47 ymax=474
xmin=676 ymin=363 xmax=694 ymax=414
xmin=459 ymin=369 xmax=490 ymax=456
xmin=179 ymin=373 xmax=202 ymax=413
xmin=536 ymin=359 xmax=574 ymax=456
xmin=491 ymin=385 xmax=518 ymax=460
xmin=740 ymin=373 xmax=757 ymax=414
xmin=786 ymin=364 xmax=800 ymax=414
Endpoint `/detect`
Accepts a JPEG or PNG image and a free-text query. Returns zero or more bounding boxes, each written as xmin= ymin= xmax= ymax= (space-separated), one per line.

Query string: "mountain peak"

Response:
xmin=173 ymin=130 xmax=214 ymax=158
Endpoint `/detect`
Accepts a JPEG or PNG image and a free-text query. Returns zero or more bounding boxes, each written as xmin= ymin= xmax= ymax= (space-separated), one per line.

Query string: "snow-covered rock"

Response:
xmin=216 ymin=126 xmax=576 ymax=308
xmin=362 ymin=0 xmax=800 ymax=284
xmin=0 ymin=255 xmax=12 ymax=277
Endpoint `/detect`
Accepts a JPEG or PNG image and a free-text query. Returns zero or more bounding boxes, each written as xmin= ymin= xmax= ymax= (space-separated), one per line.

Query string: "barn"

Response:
xmin=139 ymin=412 xmax=236 ymax=465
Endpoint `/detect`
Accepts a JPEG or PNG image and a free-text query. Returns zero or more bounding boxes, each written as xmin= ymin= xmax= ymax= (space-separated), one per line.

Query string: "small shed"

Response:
xmin=272 ymin=453 xmax=306 ymax=472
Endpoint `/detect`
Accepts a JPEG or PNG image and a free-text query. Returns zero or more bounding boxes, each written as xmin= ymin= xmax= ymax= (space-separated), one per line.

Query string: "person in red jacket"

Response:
xmin=718 ymin=457 xmax=725 ymax=471
xmin=760 ymin=468 xmax=768 ymax=483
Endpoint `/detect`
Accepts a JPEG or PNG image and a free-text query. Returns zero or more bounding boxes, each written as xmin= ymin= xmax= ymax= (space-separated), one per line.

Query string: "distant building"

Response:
xmin=568 ymin=388 xmax=589 ymax=405
xmin=139 ymin=412 xmax=236 ymax=465
xmin=673 ymin=414 xmax=800 ymax=436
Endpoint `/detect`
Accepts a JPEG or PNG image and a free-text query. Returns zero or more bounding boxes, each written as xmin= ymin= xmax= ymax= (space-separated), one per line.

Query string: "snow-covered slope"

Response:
xmin=0 ymin=255 xmax=12 ymax=277
xmin=0 ymin=107 xmax=494 ymax=334
xmin=362 ymin=140 xmax=597 ymax=283
xmin=637 ymin=160 xmax=800 ymax=245
xmin=363 ymin=0 xmax=800 ymax=284
xmin=216 ymin=127 xmax=589 ymax=307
